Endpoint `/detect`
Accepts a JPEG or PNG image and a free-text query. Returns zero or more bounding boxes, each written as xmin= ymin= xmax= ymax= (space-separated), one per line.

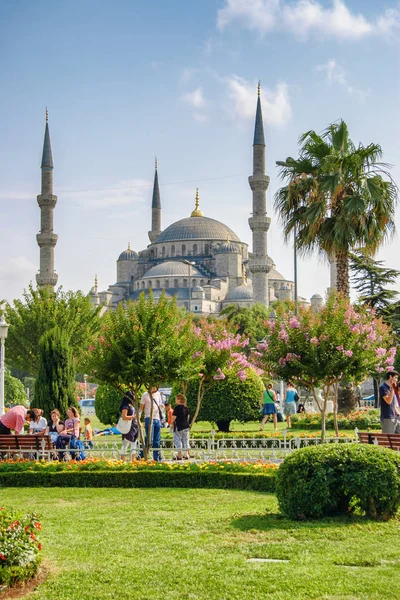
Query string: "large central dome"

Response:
xmin=155 ymin=216 xmax=240 ymax=243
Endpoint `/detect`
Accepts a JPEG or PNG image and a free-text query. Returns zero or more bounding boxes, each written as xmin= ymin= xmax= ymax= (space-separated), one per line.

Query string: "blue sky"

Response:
xmin=0 ymin=0 xmax=399 ymax=302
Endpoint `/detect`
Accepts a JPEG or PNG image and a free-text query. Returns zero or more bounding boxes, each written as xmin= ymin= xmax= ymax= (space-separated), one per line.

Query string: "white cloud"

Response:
xmin=194 ymin=113 xmax=209 ymax=123
xmin=181 ymin=87 xmax=206 ymax=108
xmin=62 ymin=179 xmax=152 ymax=209
xmin=225 ymin=75 xmax=291 ymax=125
xmin=315 ymin=59 xmax=370 ymax=100
xmin=217 ymin=0 xmax=399 ymax=41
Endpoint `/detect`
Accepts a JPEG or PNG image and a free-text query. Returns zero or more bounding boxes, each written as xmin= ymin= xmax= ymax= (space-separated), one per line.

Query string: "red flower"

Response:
xmin=38 ymin=543 xmax=42 ymax=551
xmin=0 ymin=554 xmax=5 ymax=560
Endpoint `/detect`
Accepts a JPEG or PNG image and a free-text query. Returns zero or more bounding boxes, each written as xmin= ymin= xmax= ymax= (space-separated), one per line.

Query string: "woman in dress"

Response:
xmin=283 ymin=381 xmax=298 ymax=428
xmin=260 ymin=383 xmax=277 ymax=431
xmin=120 ymin=391 xmax=139 ymax=461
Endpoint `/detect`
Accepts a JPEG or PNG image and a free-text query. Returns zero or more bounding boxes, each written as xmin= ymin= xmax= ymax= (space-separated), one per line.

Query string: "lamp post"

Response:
xmin=293 ymin=224 xmax=298 ymax=316
xmin=84 ymin=374 xmax=88 ymax=400
xmin=183 ymin=260 xmax=196 ymax=313
xmin=0 ymin=314 xmax=10 ymax=417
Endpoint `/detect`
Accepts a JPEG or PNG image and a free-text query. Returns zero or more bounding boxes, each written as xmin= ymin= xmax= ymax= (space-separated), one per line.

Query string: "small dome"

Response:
xmin=192 ymin=286 xmax=204 ymax=292
xmin=311 ymin=293 xmax=323 ymax=299
xmin=142 ymin=260 xmax=203 ymax=279
xmin=118 ymin=243 xmax=138 ymax=261
xmin=225 ymin=285 xmax=253 ymax=302
xmin=215 ymin=241 xmax=239 ymax=254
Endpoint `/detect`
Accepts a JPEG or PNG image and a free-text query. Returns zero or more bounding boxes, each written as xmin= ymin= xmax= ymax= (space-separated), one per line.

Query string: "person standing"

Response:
xmin=171 ymin=394 xmax=191 ymax=460
xmin=283 ymin=381 xmax=298 ymax=429
xmin=119 ymin=391 xmax=138 ymax=460
xmin=379 ymin=370 xmax=400 ymax=433
xmin=0 ymin=406 xmax=35 ymax=434
xmin=139 ymin=386 xmax=163 ymax=461
xmin=260 ymin=384 xmax=277 ymax=431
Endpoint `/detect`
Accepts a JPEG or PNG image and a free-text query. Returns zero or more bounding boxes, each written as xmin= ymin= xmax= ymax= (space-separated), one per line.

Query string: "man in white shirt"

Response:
xmin=139 ymin=386 xmax=163 ymax=461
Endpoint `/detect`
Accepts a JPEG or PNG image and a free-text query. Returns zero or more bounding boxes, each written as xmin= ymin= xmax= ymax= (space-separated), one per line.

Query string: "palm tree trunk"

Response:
xmin=336 ymin=251 xmax=350 ymax=298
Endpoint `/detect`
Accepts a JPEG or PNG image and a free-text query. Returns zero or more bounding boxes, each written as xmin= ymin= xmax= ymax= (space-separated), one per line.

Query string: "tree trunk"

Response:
xmin=216 ymin=420 xmax=231 ymax=433
xmin=336 ymin=251 xmax=350 ymax=298
xmin=332 ymin=381 xmax=339 ymax=438
xmin=190 ymin=379 xmax=205 ymax=429
xmin=373 ymin=377 xmax=379 ymax=409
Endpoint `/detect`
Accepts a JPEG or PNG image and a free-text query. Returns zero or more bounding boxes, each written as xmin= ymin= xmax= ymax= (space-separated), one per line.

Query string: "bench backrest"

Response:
xmin=0 ymin=434 xmax=53 ymax=451
xmin=358 ymin=432 xmax=400 ymax=451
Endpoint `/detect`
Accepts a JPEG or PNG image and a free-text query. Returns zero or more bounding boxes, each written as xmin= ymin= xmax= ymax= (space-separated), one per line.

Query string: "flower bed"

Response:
xmin=0 ymin=508 xmax=42 ymax=590
xmin=290 ymin=408 xmax=380 ymax=431
xmin=160 ymin=430 xmax=355 ymax=440
xmin=0 ymin=459 xmax=277 ymax=492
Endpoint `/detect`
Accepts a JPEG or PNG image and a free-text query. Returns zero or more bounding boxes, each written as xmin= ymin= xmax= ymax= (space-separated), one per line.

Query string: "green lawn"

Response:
xmin=5 ymin=488 xmax=400 ymax=599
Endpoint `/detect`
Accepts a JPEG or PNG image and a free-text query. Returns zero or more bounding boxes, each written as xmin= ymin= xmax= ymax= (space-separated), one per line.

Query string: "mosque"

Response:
xmin=36 ymin=87 xmax=323 ymax=314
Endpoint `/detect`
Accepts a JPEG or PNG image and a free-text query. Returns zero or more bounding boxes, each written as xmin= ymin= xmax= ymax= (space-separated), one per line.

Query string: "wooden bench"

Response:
xmin=0 ymin=434 xmax=53 ymax=460
xmin=358 ymin=432 xmax=400 ymax=451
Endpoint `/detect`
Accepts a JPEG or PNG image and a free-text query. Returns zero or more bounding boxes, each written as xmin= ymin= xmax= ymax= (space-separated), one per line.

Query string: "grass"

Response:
xmin=3 ymin=488 xmax=400 ymax=599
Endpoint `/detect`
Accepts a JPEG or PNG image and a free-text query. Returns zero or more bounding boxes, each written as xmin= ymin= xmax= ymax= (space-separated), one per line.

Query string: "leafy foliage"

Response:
xmin=95 ymin=384 xmax=124 ymax=426
xmin=5 ymin=285 xmax=102 ymax=376
xmin=4 ymin=371 xmax=27 ymax=407
xmin=35 ymin=327 xmax=78 ymax=420
xmin=290 ymin=408 xmax=381 ymax=430
xmin=276 ymin=444 xmax=400 ymax=520
xmin=182 ymin=368 xmax=263 ymax=431
xmin=275 ymin=120 xmax=398 ymax=297
xmin=220 ymin=303 xmax=271 ymax=351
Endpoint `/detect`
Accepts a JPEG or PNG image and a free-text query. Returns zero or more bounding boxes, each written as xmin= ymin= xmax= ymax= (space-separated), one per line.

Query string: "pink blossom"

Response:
xmin=310 ymin=337 xmax=319 ymax=346
xmin=278 ymin=328 xmax=289 ymax=342
xmin=336 ymin=345 xmax=344 ymax=351
xmin=192 ymin=351 xmax=203 ymax=358
xmin=88 ymin=345 xmax=95 ymax=351
xmin=213 ymin=368 xmax=226 ymax=381
xmin=343 ymin=350 xmax=353 ymax=357
xmin=376 ymin=367 xmax=384 ymax=373
xmin=236 ymin=370 xmax=247 ymax=381
xmin=257 ymin=341 xmax=268 ymax=351
xmin=289 ymin=317 xmax=301 ymax=329
xmin=320 ymin=334 xmax=328 ymax=341
xmin=375 ymin=348 xmax=387 ymax=358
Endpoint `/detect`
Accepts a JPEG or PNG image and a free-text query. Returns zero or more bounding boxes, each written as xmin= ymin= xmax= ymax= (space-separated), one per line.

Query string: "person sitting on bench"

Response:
xmin=0 ymin=405 xmax=36 ymax=434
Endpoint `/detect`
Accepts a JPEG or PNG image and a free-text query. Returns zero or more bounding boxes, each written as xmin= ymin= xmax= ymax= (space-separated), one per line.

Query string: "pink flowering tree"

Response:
xmin=254 ymin=294 xmax=395 ymax=439
xmin=184 ymin=320 xmax=259 ymax=429
xmin=84 ymin=292 xmax=202 ymax=458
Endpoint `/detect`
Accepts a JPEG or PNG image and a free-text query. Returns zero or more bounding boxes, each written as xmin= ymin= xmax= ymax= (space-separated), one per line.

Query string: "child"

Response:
xmin=165 ymin=402 xmax=174 ymax=430
xmin=83 ymin=417 xmax=93 ymax=449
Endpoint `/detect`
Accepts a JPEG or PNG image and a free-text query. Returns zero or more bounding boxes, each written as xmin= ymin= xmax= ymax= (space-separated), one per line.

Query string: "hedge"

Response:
xmin=0 ymin=470 xmax=276 ymax=492
xmin=290 ymin=409 xmax=380 ymax=431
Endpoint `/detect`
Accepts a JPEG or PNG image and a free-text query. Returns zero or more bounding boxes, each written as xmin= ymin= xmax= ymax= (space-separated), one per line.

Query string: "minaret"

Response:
xmin=36 ymin=109 xmax=58 ymax=288
xmin=248 ymin=83 xmax=271 ymax=306
xmin=148 ymin=157 xmax=161 ymax=243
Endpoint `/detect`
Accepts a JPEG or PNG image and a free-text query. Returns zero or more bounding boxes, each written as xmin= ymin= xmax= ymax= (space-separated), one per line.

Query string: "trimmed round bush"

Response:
xmin=95 ymin=384 xmax=122 ymax=425
xmin=276 ymin=443 xmax=400 ymax=521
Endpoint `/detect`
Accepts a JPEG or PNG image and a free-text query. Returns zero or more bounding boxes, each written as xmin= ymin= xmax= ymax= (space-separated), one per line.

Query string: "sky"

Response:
xmin=0 ymin=0 xmax=399 ymax=303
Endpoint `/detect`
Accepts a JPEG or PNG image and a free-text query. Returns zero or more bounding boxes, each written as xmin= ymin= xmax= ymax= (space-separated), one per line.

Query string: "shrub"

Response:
xmin=0 ymin=508 xmax=42 ymax=589
xmin=180 ymin=368 xmax=264 ymax=432
xmin=290 ymin=408 xmax=380 ymax=431
xmin=4 ymin=371 xmax=28 ymax=407
xmin=95 ymin=384 xmax=122 ymax=426
xmin=276 ymin=443 xmax=400 ymax=521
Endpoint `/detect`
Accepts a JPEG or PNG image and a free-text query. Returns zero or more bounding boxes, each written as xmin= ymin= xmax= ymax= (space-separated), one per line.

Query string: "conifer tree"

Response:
xmin=35 ymin=326 xmax=78 ymax=420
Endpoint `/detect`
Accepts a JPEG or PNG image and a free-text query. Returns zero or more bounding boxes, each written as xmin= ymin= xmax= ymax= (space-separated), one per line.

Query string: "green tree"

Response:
xmin=255 ymin=295 xmax=395 ymax=439
xmin=220 ymin=303 xmax=271 ymax=351
xmin=95 ymin=384 xmax=122 ymax=426
xmin=350 ymin=251 xmax=399 ymax=312
xmin=4 ymin=371 xmax=28 ymax=407
xmin=35 ymin=327 xmax=78 ymax=420
xmin=5 ymin=285 xmax=102 ymax=376
xmin=275 ymin=120 xmax=397 ymax=297
xmin=181 ymin=368 xmax=263 ymax=432
xmin=84 ymin=291 xmax=202 ymax=459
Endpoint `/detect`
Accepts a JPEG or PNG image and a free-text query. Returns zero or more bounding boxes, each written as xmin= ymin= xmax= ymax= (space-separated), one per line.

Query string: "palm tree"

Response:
xmin=274 ymin=120 xmax=398 ymax=297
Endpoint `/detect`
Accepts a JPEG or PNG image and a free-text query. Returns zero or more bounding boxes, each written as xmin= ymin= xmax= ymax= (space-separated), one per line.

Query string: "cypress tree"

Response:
xmin=35 ymin=326 xmax=78 ymax=420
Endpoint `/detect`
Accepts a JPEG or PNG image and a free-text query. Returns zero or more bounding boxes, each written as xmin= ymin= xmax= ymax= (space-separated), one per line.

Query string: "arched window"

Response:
xmin=193 ymin=244 xmax=197 ymax=256
xmin=171 ymin=245 xmax=175 ymax=257
xmin=192 ymin=279 xmax=197 ymax=287
xmin=141 ymin=281 xmax=145 ymax=289
xmin=162 ymin=246 xmax=166 ymax=258
xmin=156 ymin=280 xmax=160 ymax=288
xmin=183 ymin=278 xmax=188 ymax=287
xmin=164 ymin=280 xmax=169 ymax=288
xmin=174 ymin=279 xmax=179 ymax=288
xmin=200 ymin=279 xmax=204 ymax=286
xmin=205 ymin=244 xmax=209 ymax=255
xmin=150 ymin=250 xmax=154 ymax=259
xmin=155 ymin=248 xmax=158 ymax=258
xmin=147 ymin=281 xmax=152 ymax=288
xmin=182 ymin=244 xmax=186 ymax=255
xmin=137 ymin=282 xmax=140 ymax=290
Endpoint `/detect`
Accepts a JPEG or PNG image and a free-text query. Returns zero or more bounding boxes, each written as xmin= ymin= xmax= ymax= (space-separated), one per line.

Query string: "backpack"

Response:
xmin=294 ymin=392 xmax=300 ymax=402
xmin=69 ymin=437 xmax=86 ymax=461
